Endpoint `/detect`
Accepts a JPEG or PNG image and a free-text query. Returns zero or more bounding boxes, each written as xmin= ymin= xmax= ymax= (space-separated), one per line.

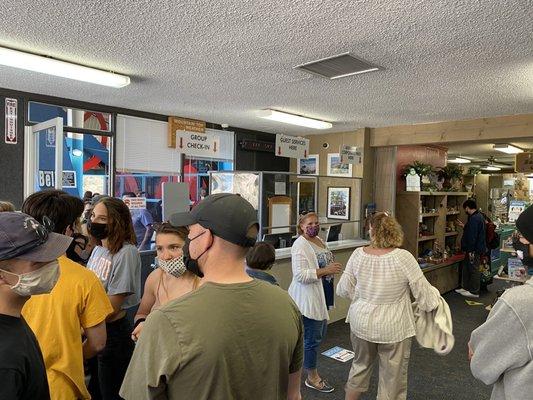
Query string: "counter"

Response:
xmin=270 ymin=239 xmax=370 ymax=324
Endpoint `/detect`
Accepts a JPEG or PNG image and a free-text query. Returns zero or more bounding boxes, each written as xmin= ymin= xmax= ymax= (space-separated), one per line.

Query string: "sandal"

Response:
xmin=305 ymin=378 xmax=335 ymax=393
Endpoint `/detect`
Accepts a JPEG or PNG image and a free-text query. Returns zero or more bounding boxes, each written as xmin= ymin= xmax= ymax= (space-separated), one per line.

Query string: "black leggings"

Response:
xmin=97 ymin=317 xmax=134 ymax=400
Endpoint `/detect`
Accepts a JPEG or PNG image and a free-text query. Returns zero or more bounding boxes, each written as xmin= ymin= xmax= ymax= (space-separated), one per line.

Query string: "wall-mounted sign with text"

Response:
xmin=5 ymin=98 xmax=17 ymax=145
xmin=176 ymin=131 xmax=220 ymax=158
xmin=123 ymin=197 xmax=147 ymax=210
xmin=515 ymin=153 xmax=533 ymax=173
xmin=340 ymin=145 xmax=363 ymax=164
xmin=38 ymin=170 xmax=77 ymax=189
xmin=167 ymin=116 xmax=206 ymax=148
xmin=275 ymin=134 xmax=309 ymax=159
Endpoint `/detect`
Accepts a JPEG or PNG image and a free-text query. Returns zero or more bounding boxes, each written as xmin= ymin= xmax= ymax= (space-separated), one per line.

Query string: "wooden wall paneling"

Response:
xmin=370 ymin=113 xmax=533 ymax=147
xmin=396 ymin=192 xmax=420 ymax=256
xmin=373 ymin=146 xmax=396 ymax=213
xmin=475 ymin=174 xmax=490 ymax=213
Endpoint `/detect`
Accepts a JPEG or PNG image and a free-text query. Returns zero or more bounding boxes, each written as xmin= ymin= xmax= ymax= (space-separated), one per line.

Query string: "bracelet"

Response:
xmin=133 ymin=318 xmax=146 ymax=329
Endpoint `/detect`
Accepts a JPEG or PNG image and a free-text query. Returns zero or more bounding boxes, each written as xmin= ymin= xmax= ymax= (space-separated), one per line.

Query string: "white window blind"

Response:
xmin=203 ymin=128 xmax=235 ymax=161
xmin=116 ymin=115 xmax=181 ymax=174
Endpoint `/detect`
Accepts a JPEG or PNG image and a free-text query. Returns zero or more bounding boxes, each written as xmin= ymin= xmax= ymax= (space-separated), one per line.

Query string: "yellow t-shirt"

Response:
xmin=22 ymin=256 xmax=113 ymax=400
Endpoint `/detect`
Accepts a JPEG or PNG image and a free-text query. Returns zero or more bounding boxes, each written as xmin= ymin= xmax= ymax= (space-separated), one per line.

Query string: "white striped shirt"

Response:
xmin=337 ymin=247 xmax=439 ymax=343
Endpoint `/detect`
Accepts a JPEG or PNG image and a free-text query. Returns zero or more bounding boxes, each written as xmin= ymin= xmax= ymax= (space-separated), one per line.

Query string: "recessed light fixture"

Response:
xmin=448 ymin=157 xmax=471 ymax=164
xmin=493 ymin=144 xmax=523 ymax=154
xmin=71 ymin=149 xmax=83 ymax=157
xmin=482 ymin=165 xmax=501 ymax=171
xmin=0 ymin=46 xmax=130 ymax=88
xmin=257 ymin=109 xmax=332 ymax=130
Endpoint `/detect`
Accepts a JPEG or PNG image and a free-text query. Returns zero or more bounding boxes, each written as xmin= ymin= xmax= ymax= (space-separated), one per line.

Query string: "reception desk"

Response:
xmin=270 ymin=239 xmax=370 ymax=324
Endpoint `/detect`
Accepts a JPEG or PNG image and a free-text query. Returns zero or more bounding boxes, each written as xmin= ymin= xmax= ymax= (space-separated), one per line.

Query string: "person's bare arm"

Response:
xmin=107 ymin=294 xmax=129 ymax=321
xmin=83 ymin=321 xmax=107 ymax=359
xmin=287 ymin=369 xmax=302 ymax=400
xmin=131 ymin=270 xmax=160 ymax=341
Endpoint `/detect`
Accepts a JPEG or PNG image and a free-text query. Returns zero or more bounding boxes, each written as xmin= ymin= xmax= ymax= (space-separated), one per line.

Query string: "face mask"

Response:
xmin=182 ymin=231 xmax=209 ymax=278
xmin=157 ymin=256 xmax=187 ymax=278
xmin=88 ymin=220 xmax=108 ymax=240
xmin=0 ymin=260 xmax=60 ymax=297
xmin=306 ymin=225 xmax=320 ymax=238
xmin=66 ymin=233 xmax=90 ymax=264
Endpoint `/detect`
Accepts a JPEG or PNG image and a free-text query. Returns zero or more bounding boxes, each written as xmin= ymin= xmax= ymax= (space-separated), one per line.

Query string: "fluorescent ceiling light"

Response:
xmin=493 ymin=144 xmax=523 ymax=154
xmin=0 ymin=46 xmax=130 ymax=88
xmin=330 ymin=68 xmax=380 ymax=80
xmin=482 ymin=166 xmax=501 ymax=171
xmin=448 ymin=157 xmax=471 ymax=164
xmin=257 ymin=109 xmax=332 ymax=130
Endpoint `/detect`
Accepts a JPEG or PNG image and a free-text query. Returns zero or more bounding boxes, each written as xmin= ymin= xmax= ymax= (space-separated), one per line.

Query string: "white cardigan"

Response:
xmin=288 ymin=236 xmax=329 ymax=321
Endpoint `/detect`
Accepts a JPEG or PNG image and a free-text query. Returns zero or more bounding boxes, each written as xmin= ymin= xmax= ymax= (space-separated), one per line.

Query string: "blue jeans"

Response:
xmin=303 ymin=316 xmax=328 ymax=370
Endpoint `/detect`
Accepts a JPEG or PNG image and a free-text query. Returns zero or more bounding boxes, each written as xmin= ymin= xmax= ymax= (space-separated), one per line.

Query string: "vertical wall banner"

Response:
xmin=4 ymin=98 xmax=17 ymax=145
xmin=275 ymin=134 xmax=310 ymax=159
xmin=340 ymin=144 xmax=363 ymax=164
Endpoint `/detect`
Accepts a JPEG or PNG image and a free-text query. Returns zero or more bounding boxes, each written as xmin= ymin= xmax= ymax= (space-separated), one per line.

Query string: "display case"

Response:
xmin=209 ymin=171 xmax=363 ymax=247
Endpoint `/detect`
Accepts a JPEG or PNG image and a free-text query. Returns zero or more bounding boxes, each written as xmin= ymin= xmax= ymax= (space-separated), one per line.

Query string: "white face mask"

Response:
xmin=157 ymin=256 xmax=187 ymax=278
xmin=0 ymin=260 xmax=60 ymax=296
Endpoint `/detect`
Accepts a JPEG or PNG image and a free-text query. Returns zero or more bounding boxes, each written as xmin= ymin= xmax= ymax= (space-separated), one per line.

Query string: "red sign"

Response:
xmin=5 ymin=98 xmax=17 ymax=144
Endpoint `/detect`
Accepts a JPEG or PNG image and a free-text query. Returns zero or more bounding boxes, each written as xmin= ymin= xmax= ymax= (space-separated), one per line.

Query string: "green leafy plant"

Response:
xmin=437 ymin=165 xmax=464 ymax=190
xmin=466 ymin=166 xmax=481 ymax=176
xmin=402 ymin=161 xmax=434 ymax=177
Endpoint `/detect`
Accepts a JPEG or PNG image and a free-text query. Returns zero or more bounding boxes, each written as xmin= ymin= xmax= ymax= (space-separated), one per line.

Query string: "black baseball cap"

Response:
xmin=0 ymin=212 xmax=72 ymax=262
xmin=170 ymin=193 xmax=258 ymax=247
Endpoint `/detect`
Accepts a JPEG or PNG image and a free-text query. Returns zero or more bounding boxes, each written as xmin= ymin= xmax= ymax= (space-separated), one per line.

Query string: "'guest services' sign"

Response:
xmin=275 ymin=134 xmax=310 ymax=159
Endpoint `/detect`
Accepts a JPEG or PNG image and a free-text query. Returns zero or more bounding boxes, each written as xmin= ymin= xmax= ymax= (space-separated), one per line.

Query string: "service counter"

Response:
xmin=270 ymin=239 xmax=370 ymax=324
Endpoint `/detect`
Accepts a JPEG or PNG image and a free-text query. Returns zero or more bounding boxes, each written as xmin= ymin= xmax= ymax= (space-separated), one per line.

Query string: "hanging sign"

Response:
xmin=508 ymin=200 xmax=526 ymax=223
xmin=515 ymin=153 xmax=533 ymax=173
xmin=275 ymin=134 xmax=309 ymax=159
xmin=340 ymin=145 xmax=363 ymax=164
xmin=167 ymin=117 xmax=206 ymax=148
xmin=4 ymin=98 xmax=17 ymax=145
xmin=123 ymin=197 xmax=147 ymax=210
xmin=176 ymin=131 xmax=220 ymax=157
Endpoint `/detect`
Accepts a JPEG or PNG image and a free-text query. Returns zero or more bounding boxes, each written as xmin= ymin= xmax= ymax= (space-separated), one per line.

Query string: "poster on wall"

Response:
xmin=4 ymin=98 xmax=17 ymax=145
xmin=327 ymin=153 xmax=352 ymax=177
xmin=297 ymin=154 xmax=319 ymax=175
xmin=340 ymin=145 xmax=362 ymax=164
xmin=275 ymin=134 xmax=310 ymax=159
xmin=175 ymin=130 xmax=220 ymax=158
xmin=327 ymin=187 xmax=350 ymax=220
xmin=508 ymin=201 xmax=526 ymax=222
xmin=61 ymin=171 xmax=77 ymax=188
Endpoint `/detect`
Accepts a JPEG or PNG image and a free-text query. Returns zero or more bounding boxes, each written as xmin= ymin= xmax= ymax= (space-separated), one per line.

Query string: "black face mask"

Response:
xmin=66 ymin=233 xmax=90 ymax=264
xmin=88 ymin=220 xmax=108 ymax=240
xmin=182 ymin=231 xmax=209 ymax=278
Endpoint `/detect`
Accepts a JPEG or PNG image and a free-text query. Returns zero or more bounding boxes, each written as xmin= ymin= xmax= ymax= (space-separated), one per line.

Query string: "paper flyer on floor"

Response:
xmin=322 ymin=346 xmax=355 ymax=362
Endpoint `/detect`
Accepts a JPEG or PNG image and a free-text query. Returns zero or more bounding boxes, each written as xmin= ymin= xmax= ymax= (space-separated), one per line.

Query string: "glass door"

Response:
xmin=24 ymin=117 xmax=64 ymax=197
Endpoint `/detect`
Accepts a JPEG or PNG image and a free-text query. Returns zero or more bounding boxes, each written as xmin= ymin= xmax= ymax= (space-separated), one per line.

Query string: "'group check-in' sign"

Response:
xmin=176 ymin=131 xmax=220 ymax=158
xmin=275 ymin=134 xmax=310 ymax=159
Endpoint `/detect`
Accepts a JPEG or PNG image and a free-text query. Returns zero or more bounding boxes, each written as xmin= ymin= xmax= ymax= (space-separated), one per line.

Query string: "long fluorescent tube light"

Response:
xmin=448 ymin=157 xmax=471 ymax=164
xmin=493 ymin=144 xmax=523 ymax=154
xmin=0 ymin=46 xmax=130 ymax=88
xmin=257 ymin=109 xmax=332 ymax=130
xmin=483 ymin=166 xmax=501 ymax=171
xmin=330 ymin=68 xmax=380 ymax=80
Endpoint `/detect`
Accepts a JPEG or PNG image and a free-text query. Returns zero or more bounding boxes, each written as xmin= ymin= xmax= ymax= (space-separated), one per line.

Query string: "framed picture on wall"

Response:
xmin=327 ymin=153 xmax=352 ymax=177
xmin=297 ymin=154 xmax=319 ymax=175
xmin=327 ymin=187 xmax=350 ymax=220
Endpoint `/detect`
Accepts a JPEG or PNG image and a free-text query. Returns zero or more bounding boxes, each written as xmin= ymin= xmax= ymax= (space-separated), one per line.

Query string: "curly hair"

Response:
xmin=369 ymin=212 xmax=404 ymax=248
xmin=95 ymin=197 xmax=137 ymax=254
xmin=297 ymin=212 xmax=319 ymax=235
xmin=0 ymin=201 xmax=15 ymax=212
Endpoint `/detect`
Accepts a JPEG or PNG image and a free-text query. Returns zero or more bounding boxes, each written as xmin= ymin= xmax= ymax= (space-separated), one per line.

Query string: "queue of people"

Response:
xmin=0 ymin=190 xmax=532 ymax=400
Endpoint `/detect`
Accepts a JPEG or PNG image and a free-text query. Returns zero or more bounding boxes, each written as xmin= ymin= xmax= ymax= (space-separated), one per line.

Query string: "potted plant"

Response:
xmin=466 ymin=166 xmax=481 ymax=176
xmin=402 ymin=161 xmax=435 ymax=190
xmin=437 ymin=165 xmax=464 ymax=190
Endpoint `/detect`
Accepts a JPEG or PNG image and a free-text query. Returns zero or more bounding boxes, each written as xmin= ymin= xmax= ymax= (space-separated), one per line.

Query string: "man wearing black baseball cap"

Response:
xmin=122 ymin=194 xmax=304 ymax=400
xmin=0 ymin=211 xmax=72 ymax=399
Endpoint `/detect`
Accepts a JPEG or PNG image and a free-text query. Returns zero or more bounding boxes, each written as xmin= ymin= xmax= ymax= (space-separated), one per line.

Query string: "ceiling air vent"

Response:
xmin=294 ymin=52 xmax=381 ymax=79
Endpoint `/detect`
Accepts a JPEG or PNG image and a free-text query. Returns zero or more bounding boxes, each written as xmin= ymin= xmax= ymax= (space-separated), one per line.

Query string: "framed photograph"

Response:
xmin=297 ymin=154 xmax=319 ymax=175
xmin=327 ymin=153 xmax=352 ymax=177
xmin=327 ymin=187 xmax=350 ymax=220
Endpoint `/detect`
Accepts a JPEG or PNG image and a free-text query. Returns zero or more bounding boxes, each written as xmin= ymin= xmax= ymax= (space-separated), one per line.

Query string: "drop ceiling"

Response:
xmin=0 ymin=1 xmax=532 ymax=135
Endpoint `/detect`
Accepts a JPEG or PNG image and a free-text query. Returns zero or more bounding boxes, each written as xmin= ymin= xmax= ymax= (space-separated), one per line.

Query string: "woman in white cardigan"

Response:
xmin=337 ymin=212 xmax=440 ymax=400
xmin=288 ymin=212 xmax=342 ymax=393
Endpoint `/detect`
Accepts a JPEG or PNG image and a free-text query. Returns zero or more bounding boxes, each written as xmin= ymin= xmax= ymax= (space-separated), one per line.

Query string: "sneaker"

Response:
xmin=455 ymin=288 xmax=467 ymax=294
xmin=305 ymin=379 xmax=335 ymax=393
xmin=461 ymin=291 xmax=480 ymax=298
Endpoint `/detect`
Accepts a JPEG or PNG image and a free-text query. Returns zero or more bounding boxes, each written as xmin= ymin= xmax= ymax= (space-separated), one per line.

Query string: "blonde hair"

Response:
xmin=297 ymin=212 xmax=319 ymax=235
xmin=0 ymin=201 xmax=15 ymax=212
xmin=369 ymin=212 xmax=404 ymax=248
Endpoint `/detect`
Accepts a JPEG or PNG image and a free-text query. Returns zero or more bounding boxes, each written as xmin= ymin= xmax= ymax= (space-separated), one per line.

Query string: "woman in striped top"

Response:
xmin=337 ymin=212 xmax=440 ymax=400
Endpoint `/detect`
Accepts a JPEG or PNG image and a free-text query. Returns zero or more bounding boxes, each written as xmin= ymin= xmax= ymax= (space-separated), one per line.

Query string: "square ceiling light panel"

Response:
xmin=294 ymin=52 xmax=381 ymax=79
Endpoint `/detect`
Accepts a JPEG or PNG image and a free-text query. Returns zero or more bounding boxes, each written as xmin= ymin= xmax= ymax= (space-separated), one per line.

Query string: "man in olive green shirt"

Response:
xmin=121 ymin=194 xmax=303 ymax=400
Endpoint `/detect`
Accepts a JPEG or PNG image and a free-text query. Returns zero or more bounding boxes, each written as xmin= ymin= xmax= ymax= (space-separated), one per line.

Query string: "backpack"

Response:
xmin=483 ymin=213 xmax=500 ymax=250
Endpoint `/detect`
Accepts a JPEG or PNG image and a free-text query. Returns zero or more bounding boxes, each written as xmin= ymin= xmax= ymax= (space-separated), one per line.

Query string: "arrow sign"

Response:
xmin=278 ymin=146 xmax=282 ymax=155
xmin=179 ymin=137 xmax=183 ymax=149
xmin=213 ymin=141 xmax=217 ymax=153
xmin=275 ymin=134 xmax=309 ymax=159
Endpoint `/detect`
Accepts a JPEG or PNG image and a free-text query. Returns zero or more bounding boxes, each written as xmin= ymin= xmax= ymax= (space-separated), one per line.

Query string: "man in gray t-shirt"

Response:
xmin=87 ymin=243 xmax=141 ymax=309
